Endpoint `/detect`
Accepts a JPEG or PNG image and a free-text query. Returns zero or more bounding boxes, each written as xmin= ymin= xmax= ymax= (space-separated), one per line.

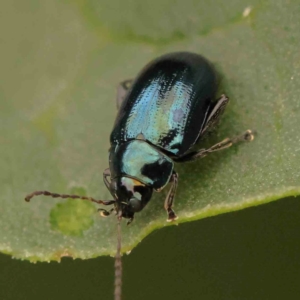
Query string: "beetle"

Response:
xmin=25 ymin=52 xmax=254 ymax=224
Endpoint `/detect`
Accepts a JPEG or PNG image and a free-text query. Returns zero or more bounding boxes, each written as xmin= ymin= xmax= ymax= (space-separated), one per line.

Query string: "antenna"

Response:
xmin=25 ymin=190 xmax=115 ymax=206
xmin=114 ymin=212 xmax=122 ymax=300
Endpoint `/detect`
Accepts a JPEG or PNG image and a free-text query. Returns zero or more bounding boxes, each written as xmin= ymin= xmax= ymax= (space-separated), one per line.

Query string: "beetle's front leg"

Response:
xmin=164 ymin=171 xmax=179 ymax=222
xmin=175 ymin=130 xmax=255 ymax=163
xmin=116 ymin=79 xmax=133 ymax=110
xmin=98 ymin=207 xmax=115 ymax=217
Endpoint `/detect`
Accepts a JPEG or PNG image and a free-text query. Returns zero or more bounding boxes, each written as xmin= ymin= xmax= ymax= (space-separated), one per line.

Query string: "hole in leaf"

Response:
xmin=49 ymin=187 xmax=95 ymax=236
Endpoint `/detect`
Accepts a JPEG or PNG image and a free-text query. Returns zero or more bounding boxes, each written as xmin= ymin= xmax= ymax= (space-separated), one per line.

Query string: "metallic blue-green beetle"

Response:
xmin=105 ymin=52 xmax=253 ymax=224
xmin=25 ymin=52 xmax=254 ymax=224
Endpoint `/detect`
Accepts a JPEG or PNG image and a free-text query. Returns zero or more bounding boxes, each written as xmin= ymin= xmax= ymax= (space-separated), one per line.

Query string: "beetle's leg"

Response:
xmin=164 ymin=171 xmax=179 ymax=222
xmin=175 ymin=130 xmax=255 ymax=163
xmin=116 ymin=79 xmax=133 ymax=110
xmin=98 ymin=207 xmax=115 ymax=217
xmin=200 ymin=94 xmax=229 ymax=136
xmin=103 ymin=168 xmax=111 ymax=191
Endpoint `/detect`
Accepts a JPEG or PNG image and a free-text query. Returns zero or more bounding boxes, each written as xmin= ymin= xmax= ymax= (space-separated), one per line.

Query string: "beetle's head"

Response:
xmin=110 ymin=176 xmax=153 ymax=223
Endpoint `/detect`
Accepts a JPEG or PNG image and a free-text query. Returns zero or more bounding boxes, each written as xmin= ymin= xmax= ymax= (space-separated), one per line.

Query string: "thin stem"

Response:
xmin=114 ymin=214 xmax=122 ymax=300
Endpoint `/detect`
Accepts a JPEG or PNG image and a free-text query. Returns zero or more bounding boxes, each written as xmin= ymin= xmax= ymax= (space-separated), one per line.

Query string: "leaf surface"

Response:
xmin=0 ymin=0 xmax=299 ymax=261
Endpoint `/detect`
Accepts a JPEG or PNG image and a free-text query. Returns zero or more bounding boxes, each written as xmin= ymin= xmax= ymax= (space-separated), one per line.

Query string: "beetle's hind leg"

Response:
xmin=164 ymin=171 xmax=179 ymax=222
xmin=116 ymin=79 xmax=133 ymax=110
xmin=175 ymin=130 xmax=255 ymax=162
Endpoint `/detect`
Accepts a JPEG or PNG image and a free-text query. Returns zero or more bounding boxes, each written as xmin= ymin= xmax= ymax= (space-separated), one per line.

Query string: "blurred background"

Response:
xmin=1 ymin=0 xmax=300 ymax=299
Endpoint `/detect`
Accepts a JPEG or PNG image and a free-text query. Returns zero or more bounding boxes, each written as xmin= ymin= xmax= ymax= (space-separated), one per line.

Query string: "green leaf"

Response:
xmin=1 ymin=0 xmax=299 ymax=262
